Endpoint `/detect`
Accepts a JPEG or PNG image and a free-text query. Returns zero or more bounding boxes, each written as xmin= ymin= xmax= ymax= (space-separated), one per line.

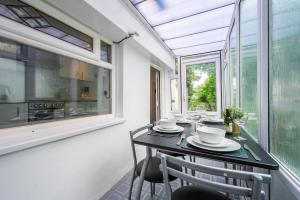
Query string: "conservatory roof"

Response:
xmin=129 ymin=0 xmax=235 ymax=56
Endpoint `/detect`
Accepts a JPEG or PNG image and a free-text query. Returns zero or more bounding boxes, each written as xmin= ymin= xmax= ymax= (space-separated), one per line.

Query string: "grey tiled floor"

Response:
xmin=100 ymin=170 xmax=242 ymax=200
xmin=100 ymin=170 xmax=181 ymax=200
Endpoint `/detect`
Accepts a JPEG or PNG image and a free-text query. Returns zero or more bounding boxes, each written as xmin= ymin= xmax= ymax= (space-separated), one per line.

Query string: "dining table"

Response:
xmin=132 ymin=122 xmax=279 ymax=200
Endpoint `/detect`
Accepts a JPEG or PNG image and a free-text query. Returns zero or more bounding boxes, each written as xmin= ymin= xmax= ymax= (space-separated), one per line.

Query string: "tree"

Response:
xmin=186 ymin=62 xmax=216 ymax=111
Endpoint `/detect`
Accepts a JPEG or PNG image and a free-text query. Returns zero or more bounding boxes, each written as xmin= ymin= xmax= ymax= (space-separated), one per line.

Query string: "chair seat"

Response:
xmin=172 ymin=186 xmax=229 ymax=200
xmin=137 ymin=157 xmax=180 ymax=183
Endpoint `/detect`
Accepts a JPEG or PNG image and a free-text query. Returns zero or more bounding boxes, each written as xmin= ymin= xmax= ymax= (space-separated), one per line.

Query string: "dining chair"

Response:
xmin=158 ymin=152 xmax=272 ymax=200
xmin=128 ymin=124 xmax=181 ymax=200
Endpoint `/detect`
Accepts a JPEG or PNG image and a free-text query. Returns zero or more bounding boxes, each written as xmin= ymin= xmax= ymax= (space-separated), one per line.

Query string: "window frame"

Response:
xmin=180 ymin=52 xmax=222 ymax=117
xmin=0 ymin=1 xmax=118 ymax=125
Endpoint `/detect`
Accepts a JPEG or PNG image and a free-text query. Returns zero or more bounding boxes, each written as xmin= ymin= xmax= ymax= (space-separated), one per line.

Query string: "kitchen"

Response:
xmin=0 ymin=36 xmax=111 ymax=128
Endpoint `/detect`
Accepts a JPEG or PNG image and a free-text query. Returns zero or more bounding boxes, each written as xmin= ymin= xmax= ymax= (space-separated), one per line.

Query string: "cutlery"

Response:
xmin=177 ymin=134 xmax=185 ymax=146
xmin=244 ymin=144 xmax=261 ymax=161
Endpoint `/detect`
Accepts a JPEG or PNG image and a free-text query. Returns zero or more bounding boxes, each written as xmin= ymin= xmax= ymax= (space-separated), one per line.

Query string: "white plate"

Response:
xmin=158 ymin=125 xmax=179 ymax=131
xmin=186 ymin=136 xmax=241 ymax=152
xmin=192 ymin=136 xmax=232 ymax=148
xmin=176 ymin=119 xmax=193 ymax=124
xmin=153 ymin=125 xmax=184 ymax=133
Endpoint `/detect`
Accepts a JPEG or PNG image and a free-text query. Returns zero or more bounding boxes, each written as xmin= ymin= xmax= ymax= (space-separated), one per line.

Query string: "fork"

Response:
xmin=176 ymin=133 xmax=185 ymax=146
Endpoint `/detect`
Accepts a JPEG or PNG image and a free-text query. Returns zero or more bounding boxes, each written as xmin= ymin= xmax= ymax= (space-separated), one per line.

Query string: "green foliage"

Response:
xmin=186 ymin=62 xmax=217 ymax=111
xmin=223 ymin=107 xmax=244 ymax=121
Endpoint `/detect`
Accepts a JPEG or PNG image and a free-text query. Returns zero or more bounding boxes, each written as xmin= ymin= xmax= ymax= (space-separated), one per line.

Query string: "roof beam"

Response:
xmin=134 ymin=0 xmax=147 ymax=6
xmin=171 ymin=40 xmax=225 ymax=50
xmin=164 ymin=26 xmax=229 ymax=41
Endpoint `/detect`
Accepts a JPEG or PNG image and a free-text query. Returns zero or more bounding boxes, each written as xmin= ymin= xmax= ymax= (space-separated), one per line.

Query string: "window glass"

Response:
xmin=269 ymin=0 xmax=300 ymax=178
xmin=186 ymin=62 xmax=217 ymax=111
xmin=101 ymin=41 xmax=112 ymax=63
xmin=240 ymin=0 xmax=258 ymax=138
xmin=229 ymin=23 xmax=237 ymax=106
xmin=0 ymin=0 xmax=93 ymax=51
xmin=0 ymin=36 xmax=111 ymax=129
xmin=170 ymin=78 xmax=179 ymax=112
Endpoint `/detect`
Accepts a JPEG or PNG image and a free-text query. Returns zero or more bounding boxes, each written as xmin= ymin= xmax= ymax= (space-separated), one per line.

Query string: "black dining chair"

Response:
xmin=128 ymin=124 xmax=181 ymax=199
xmin=158 ymin=152 xmax=272 ymax=200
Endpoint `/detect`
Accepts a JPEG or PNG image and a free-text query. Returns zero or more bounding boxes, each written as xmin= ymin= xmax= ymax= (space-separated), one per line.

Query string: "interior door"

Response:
xmin=150 ymin=67 xmax=160 ymax=124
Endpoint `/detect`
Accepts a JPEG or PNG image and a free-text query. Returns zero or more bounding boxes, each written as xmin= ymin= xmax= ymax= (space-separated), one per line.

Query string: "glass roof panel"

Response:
xmin=173 ymin=41 xmax=225 ymax=56
xmin=155 ymin=4 xmax=234 ymax=40
xmin=130 ymin=0 xmax=235 ymax=56
xmin=165 ymin=27 xmax=228 ymax=49
xmin=135 ymin=0 xmax=235 ymax=26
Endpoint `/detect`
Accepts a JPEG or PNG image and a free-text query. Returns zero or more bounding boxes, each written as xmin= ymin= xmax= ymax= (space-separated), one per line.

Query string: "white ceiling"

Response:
xmin=129 ymin=0 xmax=235 ymax=56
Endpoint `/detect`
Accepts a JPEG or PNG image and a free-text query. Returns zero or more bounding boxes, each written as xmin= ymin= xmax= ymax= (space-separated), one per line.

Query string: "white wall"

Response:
xmin=0 ymin=42 xmax=151 ymax=200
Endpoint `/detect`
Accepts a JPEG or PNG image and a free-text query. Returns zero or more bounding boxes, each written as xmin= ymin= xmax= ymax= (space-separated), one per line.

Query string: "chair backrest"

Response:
xmin=129 ymin=124 xmax=153 ymax=168
xmin=158 ymin=152 xmax=271 ymax=200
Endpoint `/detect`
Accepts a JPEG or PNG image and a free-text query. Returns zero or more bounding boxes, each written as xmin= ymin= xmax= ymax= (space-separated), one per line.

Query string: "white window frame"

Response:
xmin=180 ymin=53 xmax=222 ymax=117
xmin=0 ymin=0 xmax=124 ymax=156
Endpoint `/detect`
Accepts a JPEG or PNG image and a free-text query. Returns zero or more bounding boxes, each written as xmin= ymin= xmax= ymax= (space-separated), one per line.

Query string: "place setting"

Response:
xmin=200 ymin=112 xmax=224 ymax=125
xmin=179 ymin=126 xmax=249 ymax=159
xmin=149 ymin=118 xmax=184 ymax=137
xmin=174 ymin=114 xmax=193 ymax=125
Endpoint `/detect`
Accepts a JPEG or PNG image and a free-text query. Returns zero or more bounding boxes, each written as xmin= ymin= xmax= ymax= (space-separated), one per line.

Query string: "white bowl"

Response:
xmin=174 ymin=114 xmax=185 ymax=121
xmin=159 ymin=118 xmax=176 ymax=129
xmin=197 ymin=127 xmax=226 ymax=144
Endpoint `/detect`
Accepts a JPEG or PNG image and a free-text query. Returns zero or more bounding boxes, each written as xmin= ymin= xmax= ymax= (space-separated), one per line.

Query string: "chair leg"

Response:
xmin=189 ymin=155 xmax=196 ymax=177
xmin=150 ymin=182 xmax=154 ymax=197
xmin=181 ymin=156 xmax=187 ymax=186
xmin=128 ymin=170 xmax=136 ymax=200
xmin=153 ymin=183 xmax=156 ymax=195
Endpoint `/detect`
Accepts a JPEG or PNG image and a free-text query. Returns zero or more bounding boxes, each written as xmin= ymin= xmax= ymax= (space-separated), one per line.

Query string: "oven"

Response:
xmin=28 ymin=101 xmax=65 ymax=122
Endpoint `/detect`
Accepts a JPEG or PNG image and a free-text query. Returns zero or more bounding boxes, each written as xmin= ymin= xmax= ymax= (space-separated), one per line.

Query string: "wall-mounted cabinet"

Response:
xmin=59 ymin=58 xmax=95 ymax=81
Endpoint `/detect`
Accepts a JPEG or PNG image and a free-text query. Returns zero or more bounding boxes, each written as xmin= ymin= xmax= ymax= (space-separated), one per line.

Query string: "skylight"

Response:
xmin=130 ymin=0 xmax=235 ymax=56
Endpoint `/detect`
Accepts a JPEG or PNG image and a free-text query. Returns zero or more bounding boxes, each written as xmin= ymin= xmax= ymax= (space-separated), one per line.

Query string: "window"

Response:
xmin=224 ymin=46 xmax=231 ymax=107
xmin=269 ymin=0 xmax=300 ymax=178
xmin=170 ymin=78 xmax=180 ymax=112
xmin=175 ymin=57 xmax=179 ymax=75
xmin=240 ymin=0 xmax=258 ymax=138
xmin=0 ymin=0 xmax=93 ymax=51
xmin=229 ymin=22 xmax=237 ymax=107
xmin=100 ymin=40 xmax=112 ymax=63
xmin=0 ymin=36 xmax=111 ymax=129
xmin=186 ymin=62 xmax=217 ymax=111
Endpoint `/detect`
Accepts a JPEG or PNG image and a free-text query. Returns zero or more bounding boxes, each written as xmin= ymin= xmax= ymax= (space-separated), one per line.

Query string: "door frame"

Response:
xmin=150 ymin=63 xmax=166 ymax=120
xmin=180 ymin=53 xmax=222 ymax=117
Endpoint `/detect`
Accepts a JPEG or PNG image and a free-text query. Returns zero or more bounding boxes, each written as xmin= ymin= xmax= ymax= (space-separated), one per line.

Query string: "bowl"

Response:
xmin=159 ymin=118 xmax=176 ymax=129
xmin=197 ymin=127 xmax=226 ymax=144
xmin=174 ymin=114 xmax=185 ymax=121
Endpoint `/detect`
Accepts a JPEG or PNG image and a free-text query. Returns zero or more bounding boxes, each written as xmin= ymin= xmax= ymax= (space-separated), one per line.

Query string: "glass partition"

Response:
xmin=0 ymin=36 xmax=111 ymax=128
xmin=170 ymin=78 xmax=180 ymax=112
xmin=269 ymin=0 xmax=300 ymax=178
xmin=229 ymin=22 xmax=237 ymax=107
xmin=240 ymin=0 xmax=258 ymax=138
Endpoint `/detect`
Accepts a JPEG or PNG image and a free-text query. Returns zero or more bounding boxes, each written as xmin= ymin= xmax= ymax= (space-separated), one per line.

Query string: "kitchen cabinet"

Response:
xmin=79 ymin=62 xmax=95 ymax=82
xmin=59 ymin=58 xmax=80 ymax=79
xmin=59 ymin=58 xmax=95 ymax=81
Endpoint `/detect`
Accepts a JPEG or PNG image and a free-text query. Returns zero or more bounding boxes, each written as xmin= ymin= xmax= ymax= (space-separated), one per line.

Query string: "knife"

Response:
xmin=243 ymin=144 xmax=261 ymax=161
